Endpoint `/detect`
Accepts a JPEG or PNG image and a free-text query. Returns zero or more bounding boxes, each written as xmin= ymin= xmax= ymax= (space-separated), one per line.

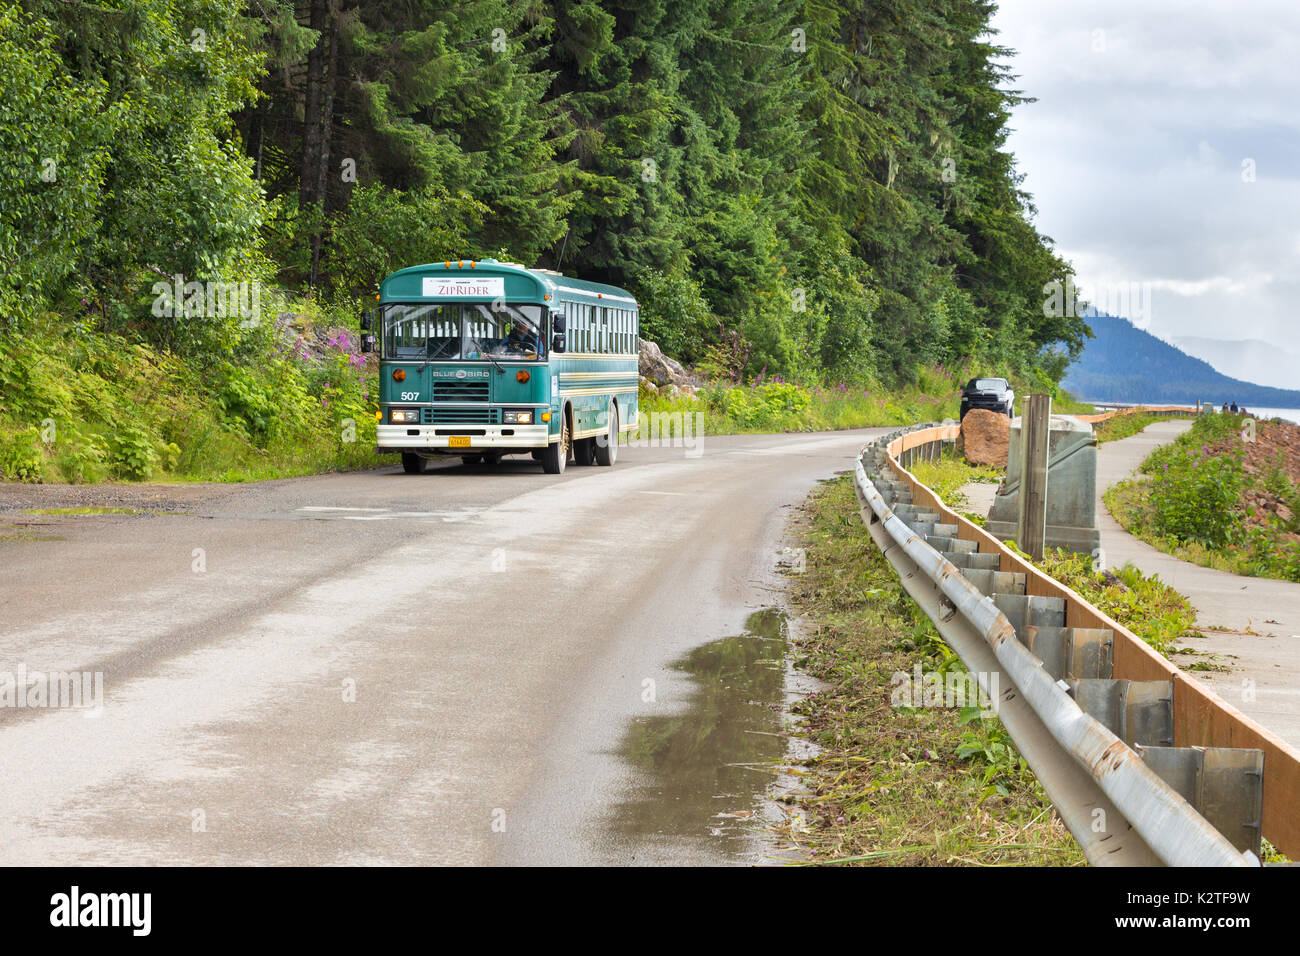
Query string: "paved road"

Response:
xmin=1096 ymin=420 xmax=1300 ymax=747
xmin=0 ymin=429 xmax=883 ymax=866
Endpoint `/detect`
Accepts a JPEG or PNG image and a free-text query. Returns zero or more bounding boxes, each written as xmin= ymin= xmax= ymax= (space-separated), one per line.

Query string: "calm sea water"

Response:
xmin=1231 ymin=406 xmax=1300 ymax=424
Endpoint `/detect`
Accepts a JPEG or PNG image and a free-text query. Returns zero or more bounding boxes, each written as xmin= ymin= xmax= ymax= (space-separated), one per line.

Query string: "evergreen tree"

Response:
xmin=3 ymin=0 xmax=1090 ymax=384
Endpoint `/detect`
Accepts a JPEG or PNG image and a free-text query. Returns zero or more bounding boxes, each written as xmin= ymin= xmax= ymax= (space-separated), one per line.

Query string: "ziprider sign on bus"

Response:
xmin=421 ymin=276 xmax=506 ymax=298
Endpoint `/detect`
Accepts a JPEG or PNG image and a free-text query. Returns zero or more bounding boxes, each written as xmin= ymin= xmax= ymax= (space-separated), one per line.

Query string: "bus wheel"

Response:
xmin=542 ymin=418 xmax=569 ymax=474
xmin=401 ymin=453 xmax=427 ymax=475
xmin=573 ymin=436 xmax=596 ymax=466
xmin=460 ymin=455 xmax=482 ymax=465
xmin=482 ymin=453 xmax=501 ymax=466
xmin=596 ymin=406 xmax=618 ymax=466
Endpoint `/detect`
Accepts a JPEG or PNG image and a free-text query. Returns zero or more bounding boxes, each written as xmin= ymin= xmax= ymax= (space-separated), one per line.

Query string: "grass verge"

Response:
xmin=1103 ymin=412 xmax=1300 ymax=583
xmin=900 ymin=453 xmax=1200 ymax=658
xmin=778 ymin=475 xmax=1083 ymax=866
xmin=910 ymin=451 xmax=1002 ymax=525
xmin=638 ymin=366 xmax=964 ymax=436
xmin=0 ymin=306 xmax=387 ymax=485
xmin=1093 ymin=412 xmax=1167 ymax=444
xmin=1026 ymin=547 xmax=1199 ymax=657
xmin=642 ymin=373 xmax=1094 ymax=438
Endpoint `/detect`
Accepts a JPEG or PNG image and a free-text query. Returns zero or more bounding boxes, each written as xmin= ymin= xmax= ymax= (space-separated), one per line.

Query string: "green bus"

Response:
xmin=363 ymin=259 xmax=640 ymax=474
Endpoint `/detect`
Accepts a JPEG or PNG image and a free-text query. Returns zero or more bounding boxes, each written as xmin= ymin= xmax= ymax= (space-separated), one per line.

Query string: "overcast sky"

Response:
xmin=991 ymin=0 xmax=1300 ymax=388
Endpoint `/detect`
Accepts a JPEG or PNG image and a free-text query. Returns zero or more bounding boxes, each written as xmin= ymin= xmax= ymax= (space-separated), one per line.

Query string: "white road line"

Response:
xmin=338 ymin=511 xmax=478 ymax=522
xmin=298 ymin=506 xmax=392 ymax=512
xmin=296 ymin=506 xmax=478 ymax=522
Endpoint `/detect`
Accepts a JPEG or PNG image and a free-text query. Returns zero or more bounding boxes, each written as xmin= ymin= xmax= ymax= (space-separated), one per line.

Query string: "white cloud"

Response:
xmin=992 ymin=0 xmax=1300 ymax=389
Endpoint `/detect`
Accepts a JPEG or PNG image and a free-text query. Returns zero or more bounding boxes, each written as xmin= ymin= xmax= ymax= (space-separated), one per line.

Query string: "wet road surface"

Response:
xmin=0 ymin=429 xmax=885 ymax=865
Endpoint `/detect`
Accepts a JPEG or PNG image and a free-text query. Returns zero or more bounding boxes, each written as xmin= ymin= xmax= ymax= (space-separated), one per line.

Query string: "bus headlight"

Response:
xmin=503 ymin=409 xmax=533 ymax=424
xmin=389 ymin=408 xmax=420 ymax=424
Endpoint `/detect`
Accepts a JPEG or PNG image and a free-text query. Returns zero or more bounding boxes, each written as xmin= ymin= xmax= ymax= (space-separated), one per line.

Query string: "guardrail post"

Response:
xmin=1018 ymin=393 xmax=1052 ymax=560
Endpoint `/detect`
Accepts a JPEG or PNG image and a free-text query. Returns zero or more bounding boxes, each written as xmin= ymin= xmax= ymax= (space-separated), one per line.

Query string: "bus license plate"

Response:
xmin=449 ymin=436 xmax=471 ymax=448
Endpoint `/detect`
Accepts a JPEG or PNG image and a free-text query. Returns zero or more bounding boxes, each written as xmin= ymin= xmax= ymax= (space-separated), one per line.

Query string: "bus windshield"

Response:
xmin=382 ymin=303 xmax=546 ymax=361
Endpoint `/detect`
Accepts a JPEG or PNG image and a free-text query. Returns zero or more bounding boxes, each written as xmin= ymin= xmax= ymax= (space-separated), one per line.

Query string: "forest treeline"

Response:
xmin=1 ymin=0 xmax=1089 ymax=385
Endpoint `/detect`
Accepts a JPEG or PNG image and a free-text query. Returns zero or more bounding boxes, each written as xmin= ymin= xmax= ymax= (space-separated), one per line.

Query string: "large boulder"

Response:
xmin=638 ymin=338 xmax=699 ymax=389
xmin=958 ymin=408 xmax=1010 ymax=467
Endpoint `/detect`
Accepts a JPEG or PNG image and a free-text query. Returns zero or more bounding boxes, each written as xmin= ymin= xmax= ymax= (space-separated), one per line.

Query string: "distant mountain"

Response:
xmin=1062 ymin=311 xmax=1300 ymax=407
xmin=1169 ymin=335 xmax=1300 ymax=391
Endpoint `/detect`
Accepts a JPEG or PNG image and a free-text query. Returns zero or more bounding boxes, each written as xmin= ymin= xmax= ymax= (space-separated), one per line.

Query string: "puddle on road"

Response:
xmin=610 ymin=608 xmax=789 ymax=859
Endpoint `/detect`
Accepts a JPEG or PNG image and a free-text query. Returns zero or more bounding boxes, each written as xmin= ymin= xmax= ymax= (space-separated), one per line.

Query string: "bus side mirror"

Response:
xmin=361 ymin=334 xmax=376 ymax=353
xmin=552 ymin=315 xmax=566 ymax=333
xmin=551 ymin=334 xmax=566 ymax=354
xmin=360 ymin=310 xmax=373 ymax=331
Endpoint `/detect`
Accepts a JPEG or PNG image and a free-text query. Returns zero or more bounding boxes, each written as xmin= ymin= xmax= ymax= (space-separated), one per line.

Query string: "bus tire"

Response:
xmin=573 ymin=436 xmax=596 ymax=466
xmin=460 ymin=455 xmax=482 ymax=465
xmin=401 ymin=453 xmax=427 ymax=475
xmin=542 ymin=416 xmax=569 ymax=474
xmin=595 ymin=405 xmax=618 ymax=466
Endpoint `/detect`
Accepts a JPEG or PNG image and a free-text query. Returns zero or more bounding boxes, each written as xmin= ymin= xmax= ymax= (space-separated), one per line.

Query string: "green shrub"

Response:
xmin=0 ymin=427 xmax=45 ymax=482
xmin=55 ymin=433 xmax=109 ymax=483
xmin=216 ymin=365 xmax=280 ymax=444
xmin=1148 ymin=453 xmax=1244 ymax=548
xmin=108 ymin=424 xmax=159 ymax=480
xmin=754 ymin=381 xmax=811 ymax=417
xmin=1035 ymin=551 xmax=1197 ymax=655
xmin=635 ymin=268 xmax=715 ymax=363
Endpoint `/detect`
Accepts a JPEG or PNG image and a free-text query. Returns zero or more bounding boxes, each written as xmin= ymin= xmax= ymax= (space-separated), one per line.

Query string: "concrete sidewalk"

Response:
xmin=1096 ymin=420 xmax=1300 ymax=748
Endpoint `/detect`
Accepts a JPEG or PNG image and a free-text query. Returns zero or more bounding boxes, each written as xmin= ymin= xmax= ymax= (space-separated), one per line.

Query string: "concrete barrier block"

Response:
xmin=985 ymin=414 xmax=1101 ymax=555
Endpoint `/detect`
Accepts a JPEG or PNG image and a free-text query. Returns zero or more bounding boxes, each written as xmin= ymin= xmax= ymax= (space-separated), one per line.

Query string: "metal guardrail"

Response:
xmin=851 ymin=422 xmax=1298 ymax=867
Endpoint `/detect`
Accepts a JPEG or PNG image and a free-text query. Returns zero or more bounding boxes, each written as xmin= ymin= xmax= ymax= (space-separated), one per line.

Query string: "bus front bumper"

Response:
xmin=376 ymin=423 xmax=552 ymax=454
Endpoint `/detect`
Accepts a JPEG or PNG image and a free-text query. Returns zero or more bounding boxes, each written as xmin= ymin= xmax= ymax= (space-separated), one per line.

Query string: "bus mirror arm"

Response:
xmin=551 ymin=334 xmax=566 ymax=354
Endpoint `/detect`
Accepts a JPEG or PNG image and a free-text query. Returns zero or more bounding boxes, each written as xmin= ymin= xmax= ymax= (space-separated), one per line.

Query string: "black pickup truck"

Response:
xmin=960 ymin=377 xmax=1015 ymax=420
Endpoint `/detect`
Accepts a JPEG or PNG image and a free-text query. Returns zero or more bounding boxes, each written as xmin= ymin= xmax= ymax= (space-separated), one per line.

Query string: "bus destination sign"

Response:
xmin=422 ymin=276 xmax=506 ymax=298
